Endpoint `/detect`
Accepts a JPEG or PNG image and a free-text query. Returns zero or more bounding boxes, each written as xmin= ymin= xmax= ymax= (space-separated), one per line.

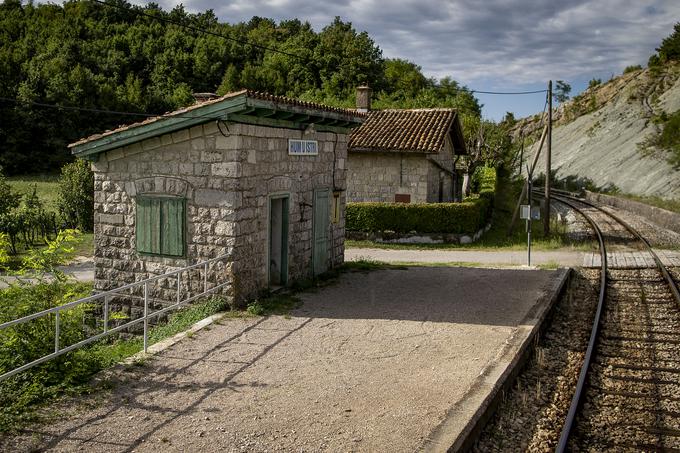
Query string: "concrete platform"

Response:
xmin=582 ymin=249 xmax=680 ymax=268
xmin=2 ymin=267 xmax=568 ymax=452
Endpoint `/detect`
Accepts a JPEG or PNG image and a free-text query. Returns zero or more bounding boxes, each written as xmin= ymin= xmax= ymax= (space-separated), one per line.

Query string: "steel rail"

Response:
xmin=537 ymin=190 xmax=680 ymax=451
xmin=561 ymin=194 xmax=680 ymax=307
xmin=548 ymin=194 xmax=608 ymax=453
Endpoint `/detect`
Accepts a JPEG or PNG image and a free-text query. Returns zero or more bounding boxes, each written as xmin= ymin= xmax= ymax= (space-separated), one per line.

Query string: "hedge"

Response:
xmin=346 ymin=167 xmax=496 ymax=234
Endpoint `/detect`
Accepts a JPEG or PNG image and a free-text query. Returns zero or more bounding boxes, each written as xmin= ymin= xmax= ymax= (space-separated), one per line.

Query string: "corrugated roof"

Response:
xmin=69 ymin=90 xmax=365 ymax=148
xmin=348 ymin=109 xmax=457 ymax=154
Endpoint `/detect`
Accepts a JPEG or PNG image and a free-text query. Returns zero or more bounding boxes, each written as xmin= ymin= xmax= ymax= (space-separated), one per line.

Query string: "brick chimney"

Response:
xmin=356 ymin=86 xmax=372 ymax=112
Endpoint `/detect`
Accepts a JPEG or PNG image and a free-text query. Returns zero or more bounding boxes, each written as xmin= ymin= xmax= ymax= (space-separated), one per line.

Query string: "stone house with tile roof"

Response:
xmin=69 ymin=90 xmax=364 ymax=308
xmin=347 ymin=91 xmax=467 ymax=203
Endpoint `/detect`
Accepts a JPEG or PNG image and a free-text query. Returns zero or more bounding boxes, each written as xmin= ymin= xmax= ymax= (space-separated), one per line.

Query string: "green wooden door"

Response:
xmin=313 ymin=189 xmax=330 ymax=276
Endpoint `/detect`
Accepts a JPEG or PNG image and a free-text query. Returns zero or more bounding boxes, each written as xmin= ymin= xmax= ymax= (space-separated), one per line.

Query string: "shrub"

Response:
xmin=0 ymin=233 xmax=9 ymax=270
xmin=346 ymin=200 xmax=490 ymax=234
xmin=588 ymin=78 xmax=602 ymax=88
xmin=623 ymin=64 xmax=642 ymax=74
xmin=57 ymin=159 xmax=94 ymax=232
xmin=0 ymin=280 xmax=95 ymax=431
xmin=347 ymin=167 xmax=496 ymax=234
xmin=0 ymin=167 xmax=21 ymax=217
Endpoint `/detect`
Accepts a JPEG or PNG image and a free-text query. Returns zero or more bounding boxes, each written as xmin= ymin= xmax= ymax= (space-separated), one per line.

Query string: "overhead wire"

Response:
xmin=0 ymin=96 xmax=230 ymax=121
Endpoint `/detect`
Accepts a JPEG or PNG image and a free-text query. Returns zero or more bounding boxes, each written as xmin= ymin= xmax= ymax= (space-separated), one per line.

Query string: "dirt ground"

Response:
xmin=2 ymin=266 xmax=560 ymax=452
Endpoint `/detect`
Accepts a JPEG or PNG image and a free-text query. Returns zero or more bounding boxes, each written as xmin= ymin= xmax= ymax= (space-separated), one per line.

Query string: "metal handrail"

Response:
xmin=0 ymin=254 xmax=231 ymax=382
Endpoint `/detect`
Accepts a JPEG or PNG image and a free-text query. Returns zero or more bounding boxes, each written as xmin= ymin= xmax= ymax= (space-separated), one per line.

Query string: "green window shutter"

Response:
xmin=161 ymin=198 xmax=185 ymax=256
xmin=136 ymin=197 xmax=161 ymax=254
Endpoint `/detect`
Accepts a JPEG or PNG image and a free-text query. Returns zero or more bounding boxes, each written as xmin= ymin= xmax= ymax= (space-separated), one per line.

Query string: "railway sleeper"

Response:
xmin=588 ymin=375 xmax=680 ymax=397
xmin=595 ymin=358 xmax=680 ymax=374
xmin=587 ymin=395 xmax=680 ymax=416
xmin=571 ymin=429 xmax=680 ymax=451
xmin=591 ymin=384 xmax=680 ymax=403
xmin=598 ymin=342 xmax=680 ymax=356
xmin=600 ymin=334 xmax=680 ymax=345
xmin=595 ymin=351 xmax=680 ymax=367
xmin=597 ymin=372 xmax=680 ymax=387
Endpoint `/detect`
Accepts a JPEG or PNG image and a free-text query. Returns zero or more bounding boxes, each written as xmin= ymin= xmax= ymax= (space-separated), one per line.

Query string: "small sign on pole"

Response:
xmin=520 ymin=204 xmax=531 ymax=220
xmin=531 ymin=206 xmax=541 ymax=220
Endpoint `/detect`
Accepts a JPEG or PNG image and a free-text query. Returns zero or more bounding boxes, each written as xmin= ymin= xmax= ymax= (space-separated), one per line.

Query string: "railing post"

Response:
xmin=55 ymin=311 xmax=60 ymax=353
xmin=177 ymin=272 xmax=181 ymax=306
xmin=143 ymin=282 xmax=149 ymax=353
xmin=103 ymin=295 xmax=109 ymax=333
xmin=204 ymin=262 xmax=208 ymax=293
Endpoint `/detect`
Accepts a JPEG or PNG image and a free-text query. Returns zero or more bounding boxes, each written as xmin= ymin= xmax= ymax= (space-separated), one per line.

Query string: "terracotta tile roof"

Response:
xmin=69 ymin=90 xmax=365 ymax=148
xmin=348 ymin=109 xmax=458 ymax=154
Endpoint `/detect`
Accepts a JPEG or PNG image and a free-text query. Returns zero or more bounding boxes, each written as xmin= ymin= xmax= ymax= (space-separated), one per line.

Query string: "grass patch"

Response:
xmin=72 ymin=233 xmax=94 ymax=258
xmin=346 ymin=174 xmax=595 ymax=252
xmin=246 ymin=294 xmax=302 ymax=316
xmin=0 ymin=290 xmax=229 ymax=433
xmin=1 ymin=233 xmax=94 ymax=273
xmin=6 ymin=176 xmax=60 ymax=212
xmin=390 ymin=261 xmax=485 ymax=268
xmin=537 ymin=260 xmax=561 ymax=270
xmin=340 ymin=258 xmax=396 ymax=272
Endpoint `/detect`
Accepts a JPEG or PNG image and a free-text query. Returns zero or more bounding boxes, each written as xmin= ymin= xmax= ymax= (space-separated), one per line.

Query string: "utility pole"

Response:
xmin=544 ymin=80 xmax=552 ymax=236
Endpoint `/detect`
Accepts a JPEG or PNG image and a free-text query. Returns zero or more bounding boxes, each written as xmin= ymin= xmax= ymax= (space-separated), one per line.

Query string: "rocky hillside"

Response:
xmin=514 ymin=63 xmax=680 ymax=199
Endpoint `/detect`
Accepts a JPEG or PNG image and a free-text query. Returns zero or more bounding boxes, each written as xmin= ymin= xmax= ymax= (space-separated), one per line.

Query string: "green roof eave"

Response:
xmin=71 ymin=95 xmax=249 ymax=157
xmin=70 ymin=93 xmax=364 ymax=158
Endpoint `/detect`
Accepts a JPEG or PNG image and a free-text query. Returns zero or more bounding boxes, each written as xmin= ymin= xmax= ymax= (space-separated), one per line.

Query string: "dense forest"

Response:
xmin=0 ymin=0 xmax=488 ymax=175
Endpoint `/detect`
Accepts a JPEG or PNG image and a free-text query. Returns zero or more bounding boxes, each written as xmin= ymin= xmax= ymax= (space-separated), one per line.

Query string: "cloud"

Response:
xmin=134 ymin=0 xmax=680 ymax=87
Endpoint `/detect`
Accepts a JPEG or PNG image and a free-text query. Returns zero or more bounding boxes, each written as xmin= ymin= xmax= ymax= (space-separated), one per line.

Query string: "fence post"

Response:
xmin=104 ymin=295 xmax=109 ymax=333
xmin=55 ymin=311 xmax=60 ymax=353
xmin=143 ymin=282 xmax=149 ymax=353
xmin=204 ymin=262 xmax=208 ymax=294
xmin=177 ymin=272 xmax=181 ymax=306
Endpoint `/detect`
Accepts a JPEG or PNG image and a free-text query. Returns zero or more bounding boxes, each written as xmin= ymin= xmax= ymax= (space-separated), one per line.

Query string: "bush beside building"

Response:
xmin=346 ymin=167 xmax=496 ymax=237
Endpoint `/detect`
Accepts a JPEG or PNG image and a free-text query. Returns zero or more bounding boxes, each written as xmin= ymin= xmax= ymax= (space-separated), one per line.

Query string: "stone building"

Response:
xmin=69 ymin=90 xmax=364 ymax=306
xmin=347 ymin=88 xmax=467 ymax=203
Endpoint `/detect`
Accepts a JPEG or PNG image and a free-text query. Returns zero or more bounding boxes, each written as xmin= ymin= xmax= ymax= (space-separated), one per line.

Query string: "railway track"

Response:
xmin=549 ymin=192 xmax=680 ymax=451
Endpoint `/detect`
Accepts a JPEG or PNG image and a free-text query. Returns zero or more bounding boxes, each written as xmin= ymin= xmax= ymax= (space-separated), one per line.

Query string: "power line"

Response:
xmin=91 ymin=0 xmax=307 ymax=61
xmin=470 ymin=89 xmax=548 ymax=95
xmin=0 ymin=96 xmax=225 ymax=121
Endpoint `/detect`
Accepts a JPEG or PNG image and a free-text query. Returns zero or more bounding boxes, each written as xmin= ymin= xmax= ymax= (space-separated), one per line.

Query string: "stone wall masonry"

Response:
xmin=92 ymin=121 xmax=347 ymax=313
xmin=585 ymin=191 xmax=680 ymax=234
xmin=347 ymin=152 xmax=429 ymax=203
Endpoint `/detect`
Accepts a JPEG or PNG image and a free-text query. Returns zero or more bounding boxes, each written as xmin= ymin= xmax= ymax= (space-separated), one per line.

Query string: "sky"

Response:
xmin=134 ymin=0 xmax=680 ymax=121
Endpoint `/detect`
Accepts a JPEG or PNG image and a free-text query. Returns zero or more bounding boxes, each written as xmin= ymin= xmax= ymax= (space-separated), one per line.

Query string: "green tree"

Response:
xmin=57 ymin=159 xmax=94 ymax=232
xmin=588 ymin=78 xmax=602 ymax=89
xmin=553 ymin=80 xmax=571 ymax=103
xmin=656 ymin=22 xmax=680 ymax=63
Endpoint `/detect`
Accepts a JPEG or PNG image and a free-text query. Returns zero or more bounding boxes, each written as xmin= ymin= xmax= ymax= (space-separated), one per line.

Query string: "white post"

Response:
xmin=55 ymin=311 xmax=60 ymax=353
xmin=203 ymin=263 xmax=208 ymax=294
xmin=143 ymin=282 xmax=149 ymax=353
xmin=103 ymin=295 xmax=109 ymax=333
xmin=177 ymin=272 xmax=181 ymax=306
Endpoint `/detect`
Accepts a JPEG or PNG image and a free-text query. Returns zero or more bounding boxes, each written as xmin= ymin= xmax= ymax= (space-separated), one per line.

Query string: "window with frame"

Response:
xmin=136 ymin=196 xmax=185 ymax=257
